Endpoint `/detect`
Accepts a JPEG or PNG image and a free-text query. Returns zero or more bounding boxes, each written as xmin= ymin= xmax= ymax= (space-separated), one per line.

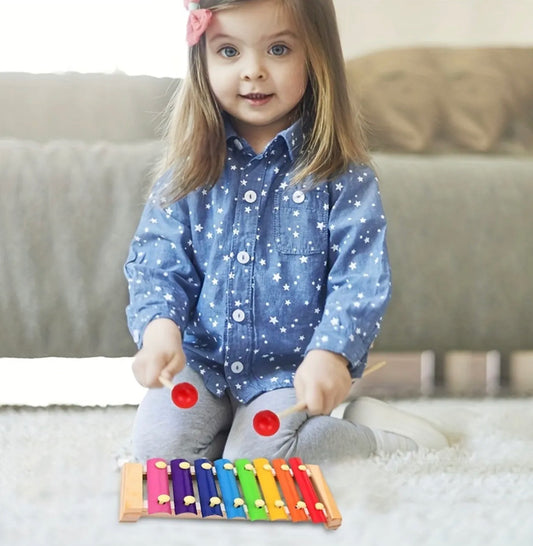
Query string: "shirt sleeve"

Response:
xmin=124 ymin=183 xmax=202 ymax=348
xmin=305 ymin=164 xmax=392 ymax=375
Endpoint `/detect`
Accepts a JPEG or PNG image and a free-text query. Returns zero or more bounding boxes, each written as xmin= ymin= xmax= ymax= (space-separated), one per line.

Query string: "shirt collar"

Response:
xmin=278 ymin=119 xmax=304 ymax=161
xmin=224 ymin=116 xmax=304 ymax=161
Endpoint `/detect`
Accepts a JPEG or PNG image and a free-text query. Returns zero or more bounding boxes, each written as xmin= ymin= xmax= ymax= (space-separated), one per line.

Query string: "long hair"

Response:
xmin=157 ymin=0 xmax=369 ymax=203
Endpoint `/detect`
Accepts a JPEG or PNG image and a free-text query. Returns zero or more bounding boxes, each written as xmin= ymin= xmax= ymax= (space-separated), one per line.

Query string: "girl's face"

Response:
xmin=205 ymin=0 xmax=308 ymax=152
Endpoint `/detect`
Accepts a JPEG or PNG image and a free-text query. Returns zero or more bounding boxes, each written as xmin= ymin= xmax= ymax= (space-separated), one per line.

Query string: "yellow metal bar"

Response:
xmin=253 ymin=458 xmax=289 ymax=521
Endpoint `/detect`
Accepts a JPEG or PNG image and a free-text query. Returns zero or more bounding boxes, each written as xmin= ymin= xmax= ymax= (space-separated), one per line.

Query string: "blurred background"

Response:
xmin=0 ymin=0 xmax=187 ymax=77
xmin=336 ymin=0 xmax=533 ymax=58
xmin=1 ymin=0 xmax=532 ymax=77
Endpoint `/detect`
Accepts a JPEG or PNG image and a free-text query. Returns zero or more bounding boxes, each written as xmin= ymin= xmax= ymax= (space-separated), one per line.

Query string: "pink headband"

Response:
xmin=184 ymin=1 xmax=213 ymax=46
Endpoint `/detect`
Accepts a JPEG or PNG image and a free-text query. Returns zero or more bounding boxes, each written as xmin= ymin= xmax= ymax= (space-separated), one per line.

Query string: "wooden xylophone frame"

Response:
xmin=119 ymin=456 xmax=342 ymax=530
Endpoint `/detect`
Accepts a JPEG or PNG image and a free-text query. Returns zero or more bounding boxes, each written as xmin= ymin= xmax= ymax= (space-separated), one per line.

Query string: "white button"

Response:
xmin=234 ymin=138 xmax=243 ymax=151
xmin=244 ymin=190 xmax=257 ymax=203
xmin=232 ymin=309 xmax=245 ymax=322
xmin=231 ymin=361 xmax=244 ymax=374
xmin=292 ymin=190 xmax=305 ymax=204
xmin=237 ymin=251 xmax=250 ymax=264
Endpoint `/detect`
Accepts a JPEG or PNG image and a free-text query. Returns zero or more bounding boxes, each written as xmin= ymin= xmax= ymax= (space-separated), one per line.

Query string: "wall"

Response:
xmin=334 ymin=0 xmax=533 ymax=59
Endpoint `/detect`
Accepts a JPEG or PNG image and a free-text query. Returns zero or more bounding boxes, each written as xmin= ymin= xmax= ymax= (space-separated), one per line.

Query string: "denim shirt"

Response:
xmin=124 ymin=120 xmax=391 ymax=404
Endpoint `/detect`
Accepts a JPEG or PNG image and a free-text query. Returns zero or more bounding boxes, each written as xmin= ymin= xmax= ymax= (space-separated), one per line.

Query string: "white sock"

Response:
xmin=372 ymin=429 xmax=418 ymax=454
xmin=342 ymin=397 xmax=449 ymax=451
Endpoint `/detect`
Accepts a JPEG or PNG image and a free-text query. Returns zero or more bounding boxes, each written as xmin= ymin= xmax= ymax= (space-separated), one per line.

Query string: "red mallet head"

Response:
xmin=253 ymin=409 xmax=280 ymax=436
xmin=170 ymin=382 xmax=198 ymax=409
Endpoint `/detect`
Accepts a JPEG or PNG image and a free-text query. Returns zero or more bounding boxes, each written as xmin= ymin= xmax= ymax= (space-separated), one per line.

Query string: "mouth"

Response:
xmin=240 ymin=93 xmax=274 ymax=105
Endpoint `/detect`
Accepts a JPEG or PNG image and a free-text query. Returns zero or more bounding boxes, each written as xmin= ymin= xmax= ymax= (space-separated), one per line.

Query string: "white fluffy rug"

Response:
xmin=1 ymin=398 xmax=532 ymax=546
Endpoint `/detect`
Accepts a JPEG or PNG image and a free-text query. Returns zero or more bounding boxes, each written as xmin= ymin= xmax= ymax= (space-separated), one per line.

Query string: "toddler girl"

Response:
xmin=125 ymin=0 xmax=448 ymax=463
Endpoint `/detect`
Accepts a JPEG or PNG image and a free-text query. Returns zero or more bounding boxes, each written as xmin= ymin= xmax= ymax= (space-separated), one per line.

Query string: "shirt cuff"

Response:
xmin=305 ymin=329 xmax=369 ymax=378
xmin=127 ymin=309 xmax=184 ymax=349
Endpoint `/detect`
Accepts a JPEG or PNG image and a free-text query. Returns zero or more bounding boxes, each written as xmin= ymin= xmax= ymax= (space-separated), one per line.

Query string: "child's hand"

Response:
xmin=132 ymin=318 xmax=186 ymax=388
xmin=294 ymin=349 xmax=352 ymax=415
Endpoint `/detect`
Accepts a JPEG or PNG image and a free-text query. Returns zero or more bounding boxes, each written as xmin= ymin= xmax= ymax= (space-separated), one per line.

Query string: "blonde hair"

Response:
xmin=157 ymin=0 xmax=369 ymax=203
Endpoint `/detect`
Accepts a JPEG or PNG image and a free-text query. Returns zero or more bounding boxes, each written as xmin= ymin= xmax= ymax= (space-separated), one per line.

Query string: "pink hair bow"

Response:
xmin=184 ymin=1 xmax=213 ymax=46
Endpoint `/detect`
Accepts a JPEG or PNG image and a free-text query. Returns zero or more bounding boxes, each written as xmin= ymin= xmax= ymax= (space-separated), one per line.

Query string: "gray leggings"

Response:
xmin=132 ymin=366 xmax=377 ymax=464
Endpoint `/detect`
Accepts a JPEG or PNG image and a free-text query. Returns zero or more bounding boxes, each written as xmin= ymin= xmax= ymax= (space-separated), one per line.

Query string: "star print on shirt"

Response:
xmin=124 ymin=119 xmax=391 ymax=403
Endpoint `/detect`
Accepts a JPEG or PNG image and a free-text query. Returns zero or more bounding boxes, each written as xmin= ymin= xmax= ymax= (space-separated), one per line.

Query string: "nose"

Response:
xmin=241 ymin=53 xmax=266 ymax=81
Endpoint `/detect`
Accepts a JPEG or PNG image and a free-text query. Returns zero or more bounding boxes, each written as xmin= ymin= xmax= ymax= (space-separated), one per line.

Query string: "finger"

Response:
xmin=161 ymin=352 xmax=185 ymax=381
xmin=147 ymin=359 xmax=170 ymax=388
xmin=322 ymin=394 xmax=336 ymax=416
xmin=158 ymin=364 xmax=175 ymax=383
xmin=305 ymin=388 xmax=325 ymax=416
xmin=324 ymin=384 xmax=350 ymax=414
xmin=319 ymin=377 xmax=349 ymax=414
xmin=293 ymin=376 xmax=306 ymax=405
xmin=132 ymin=353 xmax=150 ymax=387
xmin=133 ymin=352 xmax=167 ymax=388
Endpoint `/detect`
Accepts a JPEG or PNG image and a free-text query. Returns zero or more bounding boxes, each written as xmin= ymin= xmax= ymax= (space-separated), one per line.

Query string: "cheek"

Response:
xmin=298 ymin=70 xmax=309 ymax=97
xmin=286 ymin=56 xmax=309 ymax=97
xmin=290 ymin=67 xmax=308 ymax=101
xmin=207 ymin=65 xmax=229 ymax=102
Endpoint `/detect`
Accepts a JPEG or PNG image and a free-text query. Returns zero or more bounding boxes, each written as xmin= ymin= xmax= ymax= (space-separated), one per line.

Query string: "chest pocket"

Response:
xmin=275 ymin=187 xmax=329 ymax=255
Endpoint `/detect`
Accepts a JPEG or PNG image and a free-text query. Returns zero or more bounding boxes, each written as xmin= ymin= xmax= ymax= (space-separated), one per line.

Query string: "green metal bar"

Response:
xmin=233 ymin=458 xmax=268 ymax=521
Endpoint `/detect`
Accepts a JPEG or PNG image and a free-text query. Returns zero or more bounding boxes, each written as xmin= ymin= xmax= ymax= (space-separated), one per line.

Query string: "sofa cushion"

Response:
xmin=373 ymin=152 xmax=533 ymax=362
xmin=346 ymin=48 xmax=441 ymax=153
xmin=346 ymin=47 xmax=533 ymax=153
xmin=0 ymin=73 xmax=177 ymax=142
xmin=0 ymin=139 xmax=161 ymax=357
xmin=434 ymin=48 xmax=516 ymax=151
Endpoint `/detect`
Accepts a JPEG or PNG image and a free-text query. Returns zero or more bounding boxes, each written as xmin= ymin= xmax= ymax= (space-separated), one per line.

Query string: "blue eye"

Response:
xmin=269 ymin=44 xmax=288 ymax=56
xmin=220 ymin=46 xmax=238 ymax=58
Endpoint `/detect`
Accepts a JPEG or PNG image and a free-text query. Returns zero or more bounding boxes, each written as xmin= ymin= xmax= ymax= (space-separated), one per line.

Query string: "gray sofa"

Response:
xmin=1 ymin=50 xmax=532 ymax=386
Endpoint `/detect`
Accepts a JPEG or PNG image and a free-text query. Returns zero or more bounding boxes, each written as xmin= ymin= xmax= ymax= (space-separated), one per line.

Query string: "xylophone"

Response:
xmin=119 ymin=456 xmax=342 ymax=530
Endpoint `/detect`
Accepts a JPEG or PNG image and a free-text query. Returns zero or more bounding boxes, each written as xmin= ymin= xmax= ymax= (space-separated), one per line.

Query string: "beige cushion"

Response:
xmin=346 ymin=47 xmax=533 ymax=153
xmin=434 ymin=49 xmax=512 ymax=151
xmin=346 ymin=48 xmax=442 ymax=152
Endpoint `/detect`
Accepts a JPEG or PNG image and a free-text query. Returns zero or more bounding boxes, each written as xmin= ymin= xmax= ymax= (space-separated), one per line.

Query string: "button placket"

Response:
xmin=224 ymin=158 xmax=266 ymax=391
